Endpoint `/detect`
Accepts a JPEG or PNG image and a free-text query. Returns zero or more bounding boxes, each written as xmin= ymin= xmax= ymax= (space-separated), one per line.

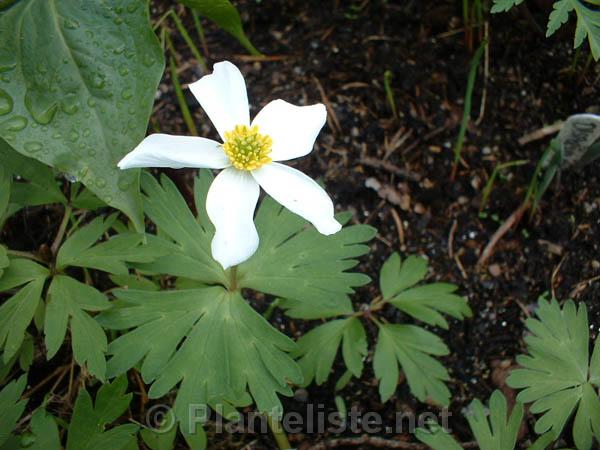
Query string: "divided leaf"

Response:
xmin=239 ymin=196 xmax=375 ymax=319
xmin=56 ymin=215 xmax=164 ymax=275
xmin=66 ymin=376 xmax=138 ymax=450
xmin=380 ymin=253 xmax=471 ymax=328
xmin=2 ymin=409 xmax=62 ymax=450
xmin=547 ymin=0 xmax=600 ymax=60
xmin=490 ymin=0 xmax=525 ymax=13
xmin=373 ymin=324 xmax=450 ymax=405
xmin=416 ymin=390 xmax=524 ymax=450
xmin=294 ymin=317 xmax=367 ymax=385
xmin=0 ymin=0 xmax=164 ymax=229
xmin=507 ymin=297 xmax=600 ymax=449
xmin=0 ymin=375 xmax=27 ymax=447
xmin=45 ymin=275 xmax=111 ymax=380
xmin=99 ymin=287 xmax=302 ymax=428
xmin=465 ymin=390 xmax=524 ymax=450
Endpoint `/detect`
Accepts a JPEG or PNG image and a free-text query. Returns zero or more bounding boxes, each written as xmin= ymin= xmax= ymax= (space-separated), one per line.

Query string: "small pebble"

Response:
xmin=488 ymin=263 xmax=502 ymax=277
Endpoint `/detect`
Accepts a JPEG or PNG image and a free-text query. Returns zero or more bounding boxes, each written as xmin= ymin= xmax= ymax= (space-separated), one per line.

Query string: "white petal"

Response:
xmin=189 ymin=61 xmax=250 ymax=141
xmin=252 ymin=163 xmax=341 ymax=235
xmin=206 ymin=168 xmax=260 ymax=269
xmin=251 ymin=100 xmax=327 ymax=161
xmin=118 ymin=134 xmax=230 ymax=169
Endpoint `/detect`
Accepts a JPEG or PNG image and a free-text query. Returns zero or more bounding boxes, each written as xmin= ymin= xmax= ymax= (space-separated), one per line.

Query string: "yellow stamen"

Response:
xmin=222 ymin=124 xmax=272 ymax=171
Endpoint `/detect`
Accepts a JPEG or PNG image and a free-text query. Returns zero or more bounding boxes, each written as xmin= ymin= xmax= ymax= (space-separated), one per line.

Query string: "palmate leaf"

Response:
xmin=66 ymin=376 xmax=138 ymax=450
xmin=507 ymin=297 xmax=600 ymax=450
xmin=415 ymin=390 xmax=523 ymax=450
xmin=0 ymin=374 xmax=27 ymax=447
xmin=373 ymin=323 xmax=450 ymax=405
xmin=239 ymin=199 xmax=375 ymax=319
xmin=45 ymin=275 xmax=111 ymax=380
xmin=380 ymin=253 xmax=471 ymax=328
xmin=0 ymin=0 xmax=164 ymax=230
xmin=490 ymin=0 xmax=525 ymax=13
xmin=139 ymin=171 xmax=375 ymax=318
xmin=98 ymin=287 xmax=302 ymax=430
xmin=294 ymin=317 xmax=367 ymax=385
xmin=56 ymin=214 xmax=165 ymax=275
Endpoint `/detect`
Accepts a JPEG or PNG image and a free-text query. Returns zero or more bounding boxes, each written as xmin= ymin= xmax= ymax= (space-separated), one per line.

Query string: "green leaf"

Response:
xmin=465 ymin=390 xmax=524 ymax=450
xmin=66 ymin=376 xmax=138 ymax=450
xmin=140 ymin=408 xmax=177 ymax=450
xmin=415 ymin=421 xmax=463 ymax=450
xmin=0 ymin=258 xmax=48 ymax=291
xmin=45 ymin=275 xmax=111 ymax=380
xmin=178 ymin=0 xmax=261 ymax=55
xmin=389 ymin=283 xmax=471 ymax=329
xmin=56 ymin=215 xmax=165 ymax=275
xmin=0 ymin=140 xmax=66 ymax=214
xmin=507 ymin=297 xmax=600 ymax=449
xmin=0 ymin=0 xmax=165 ymax=229
xmin=99 ymin=287 xmax=302 ymax=425
xmin=239 ymin=197 xmax=375 ymax=319
xmin=379 ymin=253 xmax=427 ymax=300
xmin=547 ymin=0 xmax=600 ymax=60
xmin=0 ymin=277 xmax=45 ymax=361
xmin=294 ymin=317 xmax=367 ymax=385
xmin=0 ymin=164 xmax=10 ymax=223
xmin=137 ymin=172 xmax=226 ymax=286
xmin=490 ymin=0 xmax=525 ymax=13
xmin=0 ymin=247 xmax=8 ymax=280
xmin=25 ymin=409 xmax=61 ymax=450
xmin=373 ymin=324 xmax=450 ymax=405
xmin=0 ymin=374 xmax=27 ymax=447
xmin=109 ymin=273 xmax=159 ymax=291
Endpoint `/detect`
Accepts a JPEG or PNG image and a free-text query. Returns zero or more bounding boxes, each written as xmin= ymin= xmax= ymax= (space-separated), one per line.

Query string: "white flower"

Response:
xmin=118 ymin=61 xmax=342 ymax=269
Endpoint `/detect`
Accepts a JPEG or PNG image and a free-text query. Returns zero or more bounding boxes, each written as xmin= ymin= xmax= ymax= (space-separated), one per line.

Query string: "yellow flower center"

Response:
xmin=222 ymin=124 xmax=273 ymax=171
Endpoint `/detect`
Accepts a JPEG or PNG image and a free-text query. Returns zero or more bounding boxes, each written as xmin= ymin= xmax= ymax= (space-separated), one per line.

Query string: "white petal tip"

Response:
xmin=316 ymin=220 xmax=343 ymax=235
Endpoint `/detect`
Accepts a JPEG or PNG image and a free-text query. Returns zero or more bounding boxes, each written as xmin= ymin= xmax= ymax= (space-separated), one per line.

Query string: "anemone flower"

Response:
xmin=118 ymin=61 xmax=341 ymax=269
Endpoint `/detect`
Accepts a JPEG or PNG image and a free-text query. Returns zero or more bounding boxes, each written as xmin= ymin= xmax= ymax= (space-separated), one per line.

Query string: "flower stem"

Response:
xmin=50 ymin=204 xmax=73 ymax=256
xmin=6 ymin=250 xmax=46 ymax=264
xmin=229 ymin=265 xmax=238 ymax=291
xmin=267 ymin=414 xmax=291 ymax=450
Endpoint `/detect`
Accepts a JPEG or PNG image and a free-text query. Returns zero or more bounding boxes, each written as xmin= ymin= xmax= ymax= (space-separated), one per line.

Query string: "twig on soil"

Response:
xmin=360 ymin=157 xmax=421 ymax=182
xmin=312 ymin=75 xmax=342 ymax=135
xmin=477 ymin=201 xmax=529 ymax=267
xmin=390 ymin=208 xmax=405 ymax=248
xmin=570 ymin=274 xmax=600 ymax=298
xmin=475 ymin=22 xmax=489 ymax=126
xmin=551 ymin=253 xmax=568 ymax=299
xmin=517 ymin=121 xmax=563 ymax=146
xmin=448 ymin=219 xmax=458 ymax=258
xmin=23 ymin=364 xmax=70 ymax=399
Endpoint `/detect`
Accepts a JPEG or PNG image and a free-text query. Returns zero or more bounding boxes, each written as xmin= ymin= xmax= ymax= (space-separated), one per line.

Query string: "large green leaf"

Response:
xmin=1 ymin=408 xmax=62 ymax=450
xmin=373 ymin=323 xmax=451 ymax=405
xmin=547 ymin=0 xmax=600 ymax=60
xmin=507 ymin=297 xmax=600 ymax=450
xmin=490 ymin=0 xmax=525 ymax=13
xmin=45 ymin=275 xmax=111 ymax=380
xmin=178 ymin=0 xmax=260 ymax=55
xmin=99 ymin=287 xmax=301 ymax=428
xmin=0 ymin=0 xmax=164 ymax=229
xmin=66 ymin=376 xmax=138 ymax=450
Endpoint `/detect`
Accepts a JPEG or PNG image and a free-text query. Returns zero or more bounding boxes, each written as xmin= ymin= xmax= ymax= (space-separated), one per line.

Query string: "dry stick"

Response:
xmin=448 ymin=219 xmax=458 ymax=258
xmin=390 ymin=208 xmax=405 ymax=248
xmin=475 ymin=21 xmax=489 ymax=126
xmin=477 ymin=201 xmax=529 ymax=267
xmin=517 ymin=121 xmax=563 ymax=146
xmin=307 ymin=435 xmax=426 ymax=449
xmin=313 ymin=75 xmax=342 ymax=135
xmin=23 ymin=364 xmax=70 ymax=398
xmin=360 ymin=157 xmax=421 ymax=182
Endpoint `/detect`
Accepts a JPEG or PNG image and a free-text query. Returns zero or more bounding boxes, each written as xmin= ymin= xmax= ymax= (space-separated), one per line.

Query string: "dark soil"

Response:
xmin=4 ymin=0 xmax=600 ymax=449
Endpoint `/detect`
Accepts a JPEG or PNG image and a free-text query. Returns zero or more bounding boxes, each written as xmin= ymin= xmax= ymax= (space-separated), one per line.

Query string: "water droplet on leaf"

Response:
xmin=0 ymin=88 xmax=13 ymax=115
xmin=24 ymin=141 xmax=43 ymax=153
xmin=0 ymin=116 xmax=27 ymax=132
